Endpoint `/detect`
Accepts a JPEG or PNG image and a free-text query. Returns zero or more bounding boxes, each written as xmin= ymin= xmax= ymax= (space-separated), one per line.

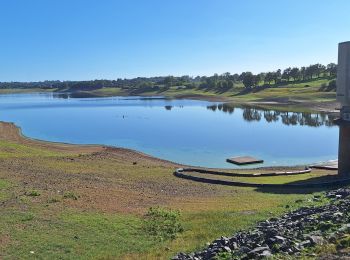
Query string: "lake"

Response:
xmin=0 ymin=93 xmax=338 ymax=168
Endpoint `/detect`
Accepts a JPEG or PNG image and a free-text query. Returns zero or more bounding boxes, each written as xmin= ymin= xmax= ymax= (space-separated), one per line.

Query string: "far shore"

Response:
xmin=0 ymin=87 xmax=340 ymax=115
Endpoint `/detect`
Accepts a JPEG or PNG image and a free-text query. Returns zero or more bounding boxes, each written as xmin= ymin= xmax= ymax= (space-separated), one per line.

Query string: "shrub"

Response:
xmin=215 ymin=252 xmax=234 ymax=260
xmin=63 ymin=192 xmax=79 ymax=200
xmin=143 ymin=207 xmax=183 ymax=241
xmin=328 ymin=80 xmax=336 ymax=91
xmin=26 ymin=190 xmax=40 ymax=197
xmin=318 ymin=221 xmax=336 ymax=232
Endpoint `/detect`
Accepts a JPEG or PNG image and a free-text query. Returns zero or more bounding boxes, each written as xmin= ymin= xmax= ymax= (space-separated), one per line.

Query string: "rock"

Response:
xmin=307 ymin=235 xmax=324 ymax=246
xmin=239 ymin=246 xmax=251 ymax=254
xmin=223 ymin=246 xmax=231 ymax=252
xmin=338 ymin=223 xmax=350 ymax=233
xmin=274 ymin=235 xmax=286 ymax=244
xmin=173 ymin=188 xmax=350 ymax=260
xmin=328 ymin=235 xmax=337 ymax=244
xmin=230 ymin=241 xmax=238 ymax=250
xmin=334 ymin=212 xmax=343 ymax=218
xmin=299 ymin=240 xmax=312 ymax=248
xmin=249 ymin=246 xmax=270 ymax=254
xmin=259 ymin=250 xmax=272 ymax=258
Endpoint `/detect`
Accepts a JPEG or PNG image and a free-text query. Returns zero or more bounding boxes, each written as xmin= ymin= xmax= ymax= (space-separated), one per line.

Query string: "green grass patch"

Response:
xmin=0 ymin=141 xmax=61 ymax=158
xmin=143 ymin=207 xmax=184 ymax=241
xmin=0 ymin=179 xmax=11 ymax=202
xmin=0 ymin=210 xmax=162 ymax=259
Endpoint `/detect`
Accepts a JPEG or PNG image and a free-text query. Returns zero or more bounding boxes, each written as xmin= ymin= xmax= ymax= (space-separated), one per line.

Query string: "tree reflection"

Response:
xmin=206 ymin=104 xmax=335 ymax=127
xmin=263 ymin=111 xmax=280 ymax=122
xmin=207 ymin=104 xmax=235 ymax=114
xmin=243 ymin=108 xmax=262 ymax=121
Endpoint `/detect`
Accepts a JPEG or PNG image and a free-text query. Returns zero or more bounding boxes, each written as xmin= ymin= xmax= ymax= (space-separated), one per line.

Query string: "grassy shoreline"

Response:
xmin=0 ymin=120 xmax=340 ymax=259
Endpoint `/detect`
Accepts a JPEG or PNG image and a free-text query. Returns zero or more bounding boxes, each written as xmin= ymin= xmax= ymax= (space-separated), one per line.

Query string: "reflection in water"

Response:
xmin=55 ymin=93 xmax=70 ymax=99
xmin=207 ymin=104 xmax=335 ymax=127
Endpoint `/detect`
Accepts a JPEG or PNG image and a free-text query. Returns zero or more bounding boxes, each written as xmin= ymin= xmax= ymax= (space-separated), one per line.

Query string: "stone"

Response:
xmin=299 ymin=240 xmax=312 ymax=248
xmin=338 ymin=223 xmax=350 ymax=233
xmin=223 ymin=246 xmax=231 ymax=252
xmin=173 ymin=188 xmax=350 ymax=260
xmin=239 ymin=246 xmax=251 ymax=254
xmin=274 ymin=235 xmax=286 ymax=244
xmin=230 ymin=241 xmax=238 ymax=250
xmin=259 ymin=250 xmax=272 ymax=258
xmin=249 ymin=246 xmax=270 ymax=254
xmin=307 ymin=235 xmax=324 ymax=246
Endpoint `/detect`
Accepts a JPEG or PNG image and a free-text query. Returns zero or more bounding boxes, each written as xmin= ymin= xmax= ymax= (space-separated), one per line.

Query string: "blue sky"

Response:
xmin=0 ymin=0 xmax=349 ymax=81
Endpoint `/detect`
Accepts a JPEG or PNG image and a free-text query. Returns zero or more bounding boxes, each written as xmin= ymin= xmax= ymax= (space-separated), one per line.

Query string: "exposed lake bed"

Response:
xmin=0 ymin=93 xmax=338 ymax=168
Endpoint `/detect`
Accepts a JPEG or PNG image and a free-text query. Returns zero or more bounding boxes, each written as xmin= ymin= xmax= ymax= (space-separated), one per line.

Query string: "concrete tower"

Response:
xmin=337 ymin=41 xmax=350 ymax=176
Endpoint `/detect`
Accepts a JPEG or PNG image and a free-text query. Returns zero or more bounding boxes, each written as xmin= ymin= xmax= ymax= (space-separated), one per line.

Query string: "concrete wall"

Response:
xmin=337 ymin=41 xmax=350 ymax=106
xmin=338 ymin=124 xmax=350 ymax=176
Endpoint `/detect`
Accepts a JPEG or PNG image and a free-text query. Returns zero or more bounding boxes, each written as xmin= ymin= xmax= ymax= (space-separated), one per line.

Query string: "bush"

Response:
xmin=63 ymin=192 xmax=79 ymax=200
xmin=143 ymin=207 xmax=183 ymax=241
xmin=26 ymin=190 xmax=40 ymax=197
xmin=215 ymin=252 xmax=234 ymax=260
xmin=328 ymin=80 xmax=336 ymax=91
xmin=318 ymin=221 xmax=336 ymax=232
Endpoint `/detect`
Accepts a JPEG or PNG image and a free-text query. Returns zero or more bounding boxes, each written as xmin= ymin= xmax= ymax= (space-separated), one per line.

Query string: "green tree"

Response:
xmin=242 ymin=72 xmax=255 ymax=88
xmin=273 ymin=69 xmax=282 ymax=84
xmin=282 ymin=67 xmax=292 ymax=82
xmin=290 ymin=67 xmax=301 ymax=81
xmin=264 ymin=72 xmax=274 ymax=85
xmin=326 ymin=63 xmax=337 ymax=77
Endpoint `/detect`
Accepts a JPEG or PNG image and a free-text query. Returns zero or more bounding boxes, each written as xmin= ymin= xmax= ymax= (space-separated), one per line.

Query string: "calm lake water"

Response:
xmin=0 ymin=93 xmax=338 ymax=168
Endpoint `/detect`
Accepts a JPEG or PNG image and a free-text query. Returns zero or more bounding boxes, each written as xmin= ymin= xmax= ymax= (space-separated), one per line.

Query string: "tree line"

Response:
xmin=238 ymin=63 xmax=337 ymax=89
xmin=0 ymin=63 xmax=337 ymax=91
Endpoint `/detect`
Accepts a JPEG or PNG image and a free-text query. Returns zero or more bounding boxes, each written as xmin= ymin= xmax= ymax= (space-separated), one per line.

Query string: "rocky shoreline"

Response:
xmin=173 ymin=188 xmax=350 ymax=259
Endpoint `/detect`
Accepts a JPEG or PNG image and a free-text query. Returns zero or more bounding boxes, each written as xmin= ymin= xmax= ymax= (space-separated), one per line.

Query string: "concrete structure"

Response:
xmin=337 ymin=41 xmax=350 ymax=176
xmin=337 ymin=41 xmax=350 ymax=107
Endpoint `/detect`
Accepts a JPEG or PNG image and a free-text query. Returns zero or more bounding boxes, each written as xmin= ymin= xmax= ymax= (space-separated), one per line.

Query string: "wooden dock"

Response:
xmin=226 ymin=156 xmax=264 ymax=166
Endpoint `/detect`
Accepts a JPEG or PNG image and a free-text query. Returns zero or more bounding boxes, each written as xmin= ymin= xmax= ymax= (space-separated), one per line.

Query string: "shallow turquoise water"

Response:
xmin=0 ymin=93 xmax=338 ymax=168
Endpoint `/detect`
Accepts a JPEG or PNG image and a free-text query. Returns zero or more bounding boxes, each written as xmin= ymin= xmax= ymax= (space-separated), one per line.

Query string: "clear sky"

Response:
xmin=0 ymin=0 xmax=349 ymax=82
